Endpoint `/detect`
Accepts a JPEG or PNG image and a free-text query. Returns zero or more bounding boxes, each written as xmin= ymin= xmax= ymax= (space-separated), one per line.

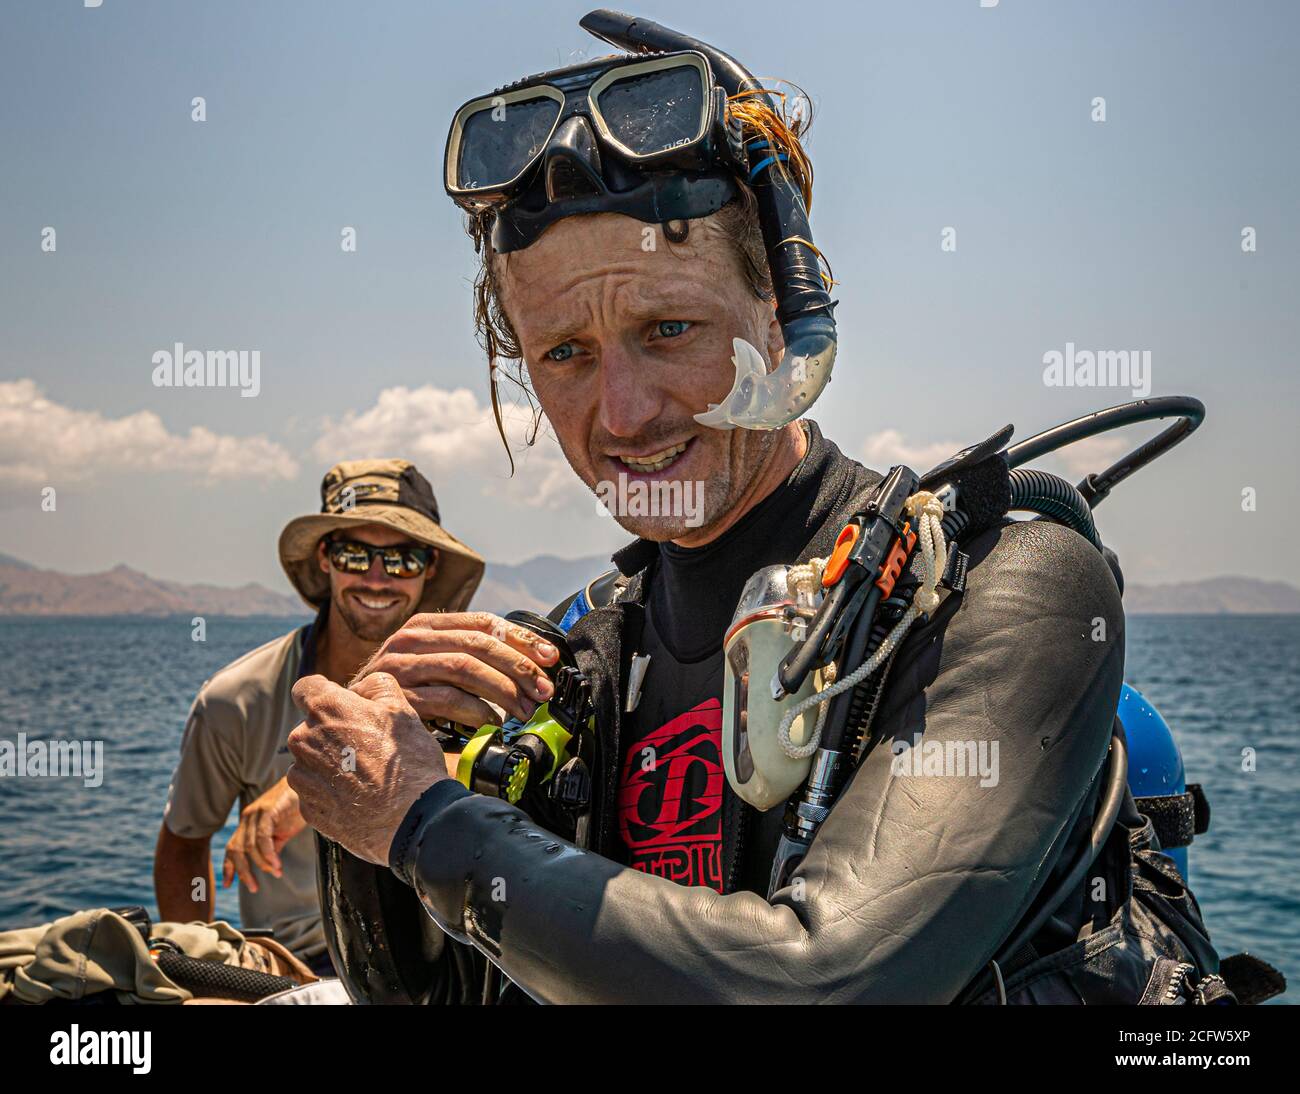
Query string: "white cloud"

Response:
xmin=1050 ymin=434 xmax=1127 ymax=478
xmin=310 ymin=384 xmax=590 ymax=511
xmin=860 ymin=429 xmax=960 ymax=473
xmin=0 ymin=379 xmax=299 ymax=489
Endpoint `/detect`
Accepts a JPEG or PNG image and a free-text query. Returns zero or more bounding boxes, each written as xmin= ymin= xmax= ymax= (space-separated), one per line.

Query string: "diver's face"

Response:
xmin=316 ymin=523 xmax=430 ymax=642
xmin=497 ymin=212 xmax=785 ymax=543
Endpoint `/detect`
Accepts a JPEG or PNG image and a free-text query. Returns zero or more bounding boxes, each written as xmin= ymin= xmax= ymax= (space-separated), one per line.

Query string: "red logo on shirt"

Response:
xmin=617 ymin=698 xmax=724 ymax=892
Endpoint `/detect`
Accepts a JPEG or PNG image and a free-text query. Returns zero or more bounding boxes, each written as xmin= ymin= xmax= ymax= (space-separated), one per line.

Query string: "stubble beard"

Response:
xmin=333 ymin=592 xmax=414 ymax=643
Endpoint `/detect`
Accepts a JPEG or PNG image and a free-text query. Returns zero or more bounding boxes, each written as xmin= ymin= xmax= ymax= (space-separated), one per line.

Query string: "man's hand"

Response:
xmin=353 ymin=611 xmax=559 ymax=727
xmin=287 ymin=671 xmax=450 ymax=865
xmin=222 ymin=777 xmax=305 ymax=893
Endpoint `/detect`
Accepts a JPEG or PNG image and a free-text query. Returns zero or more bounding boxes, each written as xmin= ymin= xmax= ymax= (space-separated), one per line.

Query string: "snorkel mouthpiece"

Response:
xmin=581 ymin=9 xmax=838 ymax=431
xmin=695 ymin=319 xmax=837 ymax=431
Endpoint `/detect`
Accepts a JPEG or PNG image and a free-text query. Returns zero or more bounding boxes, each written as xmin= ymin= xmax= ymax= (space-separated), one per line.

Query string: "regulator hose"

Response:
xmin=941 ymin=466 xmax=1100 ymax=550
xmin=1008 ymin=467 xmax=1101 ymax=549
xmin=1005 ymin=396 xmax=1205 ymax=508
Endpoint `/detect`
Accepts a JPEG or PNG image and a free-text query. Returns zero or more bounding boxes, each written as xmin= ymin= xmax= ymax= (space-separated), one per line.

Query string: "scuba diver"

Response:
xmin=286 ymin=11 xmax=1283 ymax=1005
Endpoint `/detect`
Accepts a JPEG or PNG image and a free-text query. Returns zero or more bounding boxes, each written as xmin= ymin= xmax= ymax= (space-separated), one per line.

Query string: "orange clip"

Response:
xmin=822 ymin=522 xmax=860 ymax=587
xmin=875 ymin=521 xmax=917 ymax=597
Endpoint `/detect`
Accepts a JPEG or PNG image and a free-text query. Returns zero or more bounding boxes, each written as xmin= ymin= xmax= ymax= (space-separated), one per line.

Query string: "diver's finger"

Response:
xmin=371 ymin=624 xmax=556 ymax=700
xmin=403 ymin=685 xmax=506 ymax=729
xmin=395 ymin=612 xmax=560 ymax=667
xmin=226 ymin=842 xmax=256 ymax=894
xmin=252 ymin=811 xmax=282 ymax=876
xmin=363 ymin=651 xmax=542 ymax=721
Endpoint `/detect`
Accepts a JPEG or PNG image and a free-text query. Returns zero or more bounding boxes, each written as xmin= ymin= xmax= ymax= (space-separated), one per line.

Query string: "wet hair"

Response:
xmin=463 ymin=87 xmax=817 ymax=467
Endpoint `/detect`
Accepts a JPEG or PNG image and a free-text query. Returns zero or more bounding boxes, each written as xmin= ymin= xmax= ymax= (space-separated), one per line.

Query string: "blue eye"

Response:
xmin=544 ymin=342 xmax=575 ymax=362
xmin=657 ymin=320 xmax=690 ymax=338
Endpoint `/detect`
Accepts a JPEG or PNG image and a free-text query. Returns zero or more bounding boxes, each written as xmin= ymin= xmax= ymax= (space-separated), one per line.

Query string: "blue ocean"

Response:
xmin=0 ymin=614 xmax=1295 ymax=1002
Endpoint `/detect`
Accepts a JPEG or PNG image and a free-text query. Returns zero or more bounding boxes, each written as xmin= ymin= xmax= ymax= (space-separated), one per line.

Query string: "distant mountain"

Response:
xmin=0 ymin=551 xmax=613 ymax=619
xmin=473 ymin=554 xmax=611 ymax=616
xmin=1124 ymin=576 xmax=1300 ymax=614
xmin=3 ymin=548 xmax=1295 ymax=618
xmin=0 ymin=557 xmax=309 ymax=617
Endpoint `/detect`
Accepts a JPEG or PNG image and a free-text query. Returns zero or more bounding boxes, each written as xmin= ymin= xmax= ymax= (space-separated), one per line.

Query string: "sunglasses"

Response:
xmin=445 ymin=50 xmax=739 ymax=208
xmin=325 ymin=539 xmax=435 ymax=579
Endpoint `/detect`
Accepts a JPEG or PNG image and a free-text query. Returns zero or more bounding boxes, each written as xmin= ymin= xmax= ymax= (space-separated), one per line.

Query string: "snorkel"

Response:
xmin=580 ymin=10 xmax=837 ymax=431
xmin=447 ymin=10 xmax=837 ymax=431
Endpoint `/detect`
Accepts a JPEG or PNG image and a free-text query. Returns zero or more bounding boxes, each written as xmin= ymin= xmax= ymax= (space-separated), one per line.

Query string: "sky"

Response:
xmin=1 ymin=0 xmax=1297 ymax=598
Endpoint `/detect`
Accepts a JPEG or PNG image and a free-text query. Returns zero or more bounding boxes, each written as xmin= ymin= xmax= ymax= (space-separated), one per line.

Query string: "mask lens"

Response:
xmin=595 ymin=63 xmax=705 ymax=157
xmin=456 ymin=94 xmax=562 ymax=191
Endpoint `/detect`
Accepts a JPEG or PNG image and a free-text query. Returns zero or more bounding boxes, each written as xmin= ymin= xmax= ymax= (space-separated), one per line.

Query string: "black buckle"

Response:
xmin=549 ymin=666 xmax=593 ymax=732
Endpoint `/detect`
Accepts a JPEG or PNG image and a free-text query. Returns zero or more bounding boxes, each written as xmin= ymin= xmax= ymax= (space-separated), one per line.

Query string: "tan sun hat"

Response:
xmin=279 ymin=459 xmax=485 ymax=614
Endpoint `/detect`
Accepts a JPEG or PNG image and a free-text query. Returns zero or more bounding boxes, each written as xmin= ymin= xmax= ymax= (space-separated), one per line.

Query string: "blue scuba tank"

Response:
xmin=1116 ymin=683 xmax=1189 ymax=879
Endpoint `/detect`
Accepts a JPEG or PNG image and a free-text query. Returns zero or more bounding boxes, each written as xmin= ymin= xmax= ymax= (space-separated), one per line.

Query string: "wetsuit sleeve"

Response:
xmin=392 ymin=520 xmax=1124 ymax=1003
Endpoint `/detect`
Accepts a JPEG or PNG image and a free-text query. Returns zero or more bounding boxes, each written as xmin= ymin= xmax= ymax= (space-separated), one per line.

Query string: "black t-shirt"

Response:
xmin=614 ymin=422 xmax=874 ymax=890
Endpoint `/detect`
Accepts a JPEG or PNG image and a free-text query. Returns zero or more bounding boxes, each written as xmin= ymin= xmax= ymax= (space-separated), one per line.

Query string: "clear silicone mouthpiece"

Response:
xmin=694 ymin=333 xmax=836 ymax=431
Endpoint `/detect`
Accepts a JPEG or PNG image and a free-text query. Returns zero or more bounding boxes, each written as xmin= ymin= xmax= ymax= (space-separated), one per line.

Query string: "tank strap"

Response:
xmin=1133 ymin=783 xmax=1210 ymax=850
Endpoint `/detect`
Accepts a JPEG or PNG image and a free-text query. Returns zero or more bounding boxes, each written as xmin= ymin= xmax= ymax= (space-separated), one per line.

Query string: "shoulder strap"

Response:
xmin=550 ymin=568 xmax=632 ymax=633
xmin=796 ymin=474 xmax=884 ymax=564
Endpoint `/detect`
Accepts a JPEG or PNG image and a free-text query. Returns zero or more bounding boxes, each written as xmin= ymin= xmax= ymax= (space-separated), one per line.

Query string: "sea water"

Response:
xmin=0 ymin=614 xmax=1294 ymax=1002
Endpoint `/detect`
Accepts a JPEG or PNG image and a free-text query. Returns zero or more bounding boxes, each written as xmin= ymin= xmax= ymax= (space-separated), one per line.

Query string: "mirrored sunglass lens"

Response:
xmin=457 ymin=95 xmax=561 ymax=190
xmin=380 ymin=549 xmax=426 ymax=576
xmin=331 ymin=544 xmax=372 ymax=572
xmin=596 ymin=65 xmax=705 ymax=156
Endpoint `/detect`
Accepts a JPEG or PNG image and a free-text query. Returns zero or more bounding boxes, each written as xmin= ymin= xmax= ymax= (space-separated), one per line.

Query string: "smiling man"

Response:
xmin=154 ymin=459 xmax=483 ymax=972
xmin=287 ymin=12 xmax=1229 ymax=1005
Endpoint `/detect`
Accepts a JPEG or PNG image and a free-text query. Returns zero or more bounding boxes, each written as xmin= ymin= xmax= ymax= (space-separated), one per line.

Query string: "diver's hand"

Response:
xmin=221 ymin=777 xmax=305 ymax=892
xmin=352 ymin=611 xmax=559 ymax=728
xmin=287 ymin=671 xmax=449 ymax=865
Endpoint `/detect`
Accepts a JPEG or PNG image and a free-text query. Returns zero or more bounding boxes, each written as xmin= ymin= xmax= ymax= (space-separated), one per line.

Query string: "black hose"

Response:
xmin=940 ymin=509 xmax=971 ymax=542
xmin=822 ymin=590 xmax=879 ymax=754
xmin=154 ymin=950 xmax=298 ymax=1002
xmin=942 ymin=471 xmax=1098 ymax=548
xmin=778 ymin=574 xmax=861 ymax=694
xmin=840 ymin=597 xmax=910 ymax=749
xmin=1008 ymin=467 xmax=1101 ymax=549
xmin=1005 ymin=396 xmax=1204 ymax=509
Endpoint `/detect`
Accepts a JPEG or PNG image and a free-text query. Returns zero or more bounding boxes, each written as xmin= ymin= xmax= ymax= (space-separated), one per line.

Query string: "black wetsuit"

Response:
xmin=612 ymin=424 xmax=867 ymax=892
xmin=324 ymin=421 xmax=1221 ymax=1004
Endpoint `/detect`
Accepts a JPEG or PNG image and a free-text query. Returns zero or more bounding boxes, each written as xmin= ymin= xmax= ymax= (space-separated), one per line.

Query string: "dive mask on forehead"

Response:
xmin=443 ymin=9 xmax=837 ymax=431
xmin=446 ymin=50 xmax=746 ymax=247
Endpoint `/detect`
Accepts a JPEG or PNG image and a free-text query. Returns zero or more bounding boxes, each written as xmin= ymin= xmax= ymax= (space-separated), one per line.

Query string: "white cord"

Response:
xmin=776 ymin=492 xmax=948 ymax=759
xmin=785 ymin=558 xmax=826 ymax=605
